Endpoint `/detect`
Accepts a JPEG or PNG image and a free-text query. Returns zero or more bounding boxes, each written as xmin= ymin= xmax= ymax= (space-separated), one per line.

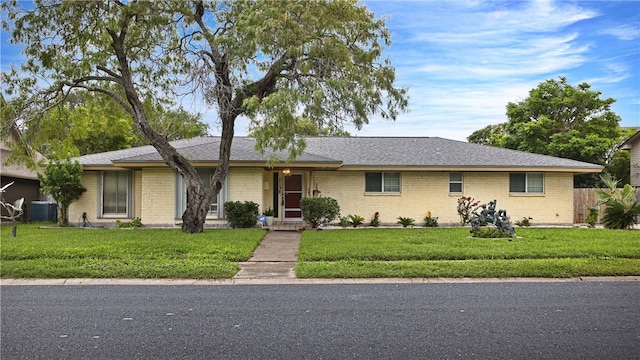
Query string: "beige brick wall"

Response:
xmin=228 ymin=168 xmax=263 ymax=205
xmin=314 ymin=171 xmax=575 ymax=225
xmin=71 ymin=168 xmax=576 ymax=226
xmin=69 ymin=171 xmax=98 ymax=224
xmin=140 ymin=168 xmax=176 ymax=224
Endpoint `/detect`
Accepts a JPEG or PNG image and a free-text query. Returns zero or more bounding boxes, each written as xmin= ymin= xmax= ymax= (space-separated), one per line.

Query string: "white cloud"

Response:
xmin=600 ymin=24 xmax=640 ymax=41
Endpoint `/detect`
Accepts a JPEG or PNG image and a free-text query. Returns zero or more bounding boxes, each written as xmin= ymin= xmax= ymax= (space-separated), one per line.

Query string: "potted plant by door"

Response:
xmin=264 ymin=207 xmax=275 ymax=226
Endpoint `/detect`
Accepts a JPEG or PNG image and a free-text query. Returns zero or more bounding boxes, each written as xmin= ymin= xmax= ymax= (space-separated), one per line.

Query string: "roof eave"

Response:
xmin=337 ymin=165 xmax=603 ymax=173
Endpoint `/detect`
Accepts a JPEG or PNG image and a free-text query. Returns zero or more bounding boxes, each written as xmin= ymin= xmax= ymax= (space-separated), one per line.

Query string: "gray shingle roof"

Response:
xmin=76 ymin=136 xmax=602 ymax=170
xmin=303 ymin=137 xmax=602 ymax=169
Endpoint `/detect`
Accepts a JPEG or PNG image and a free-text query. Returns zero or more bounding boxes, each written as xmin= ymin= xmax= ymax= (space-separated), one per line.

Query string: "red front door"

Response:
xmin=284 ymin=174 xmax=303 ymax=220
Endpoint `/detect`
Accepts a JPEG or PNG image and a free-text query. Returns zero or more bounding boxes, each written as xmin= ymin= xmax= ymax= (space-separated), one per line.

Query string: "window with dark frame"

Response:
xmin=365 ymin=172 xmax=400 ymax=193
xmin=509 ymin=172 xmax=544 ymax=193
xmin=449 ymin=172 xmax=463 ymax=193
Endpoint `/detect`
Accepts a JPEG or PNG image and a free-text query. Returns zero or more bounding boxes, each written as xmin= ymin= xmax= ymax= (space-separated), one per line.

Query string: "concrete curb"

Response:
xmin=2 ymin=276 xmax=638 ymax=286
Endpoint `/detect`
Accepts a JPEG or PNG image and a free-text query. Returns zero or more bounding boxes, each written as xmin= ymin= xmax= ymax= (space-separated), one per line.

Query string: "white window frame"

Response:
xmin=98 ymin=170 xmax=132 ymax=218
xmin=509 ymin=172 xmax=544 ymax=194
xmin=449 ymin=172 xmax=463 ymax=193
xmin=365 ymin=172 xmax=401 ymax=193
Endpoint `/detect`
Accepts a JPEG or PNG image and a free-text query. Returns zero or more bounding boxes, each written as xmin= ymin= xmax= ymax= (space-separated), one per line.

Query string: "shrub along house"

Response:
xmin=70 ymin=136 xmax=602 ymax=227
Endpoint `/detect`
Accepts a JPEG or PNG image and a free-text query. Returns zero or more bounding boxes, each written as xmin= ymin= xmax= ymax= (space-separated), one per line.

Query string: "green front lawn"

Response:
xmin=296 ymin=228 xmax=640 ymax=278
xmin=3 ymin=224 xmax=639 ymax=279
xmin=1 ymin=224 xmax=266 ymax=279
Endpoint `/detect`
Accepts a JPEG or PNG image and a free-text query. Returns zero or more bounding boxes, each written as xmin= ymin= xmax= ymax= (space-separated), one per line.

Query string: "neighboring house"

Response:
xmin=0 ymin=125 xmax=45 ymax=221
xmin=70 ymin=136 xmax=603 ymax=227
xmin=620 ymin=130 xmax=640 ymax=188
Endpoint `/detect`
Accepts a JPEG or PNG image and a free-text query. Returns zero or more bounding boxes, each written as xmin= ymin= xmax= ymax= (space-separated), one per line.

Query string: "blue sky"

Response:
xmin=352 ymin=0 xmax=640 ymax=140
xmin=2 ymin=0 xmax=639 ymax=141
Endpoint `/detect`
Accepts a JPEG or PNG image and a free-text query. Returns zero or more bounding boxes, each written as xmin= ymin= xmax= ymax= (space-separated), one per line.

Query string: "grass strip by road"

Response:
xmin=297 ymin=227 xmax=640 ymax=278
xmin=295 ymin=258 xmax=640 ymax=278
xmin=1 ymin=224 xmax=266 ymax=279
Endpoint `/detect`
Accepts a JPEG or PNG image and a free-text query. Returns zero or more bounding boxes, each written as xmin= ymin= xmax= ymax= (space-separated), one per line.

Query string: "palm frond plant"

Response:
xmin=595 ymin=174 xmax=640 ymax=229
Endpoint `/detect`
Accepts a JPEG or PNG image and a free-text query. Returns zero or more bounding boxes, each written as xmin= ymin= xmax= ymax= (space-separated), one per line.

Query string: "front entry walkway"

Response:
xmin=234 ymin=230 xmax=301 ymax=280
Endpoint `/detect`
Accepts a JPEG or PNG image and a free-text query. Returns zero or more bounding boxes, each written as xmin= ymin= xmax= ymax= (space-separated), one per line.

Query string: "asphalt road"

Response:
xmin=1 ymin=282 xmax=639 ymax=359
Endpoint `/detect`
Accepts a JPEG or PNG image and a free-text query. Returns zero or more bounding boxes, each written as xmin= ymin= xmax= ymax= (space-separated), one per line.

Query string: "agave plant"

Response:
xmin=595 ymin=175 xmax=640 ymax=230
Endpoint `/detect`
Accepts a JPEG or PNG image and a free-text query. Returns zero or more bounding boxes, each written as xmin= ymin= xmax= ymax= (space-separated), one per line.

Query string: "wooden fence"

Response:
xmin=573 ymin=188 xmax=605 ymax=224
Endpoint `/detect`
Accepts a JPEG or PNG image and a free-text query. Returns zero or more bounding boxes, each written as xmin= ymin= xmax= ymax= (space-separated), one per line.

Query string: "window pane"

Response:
xmin=383 ymin=173 xmax=400 ymax=192
xmin=449 ymin=172 xmax=462 ymax=192
xmin=116 ymin=174 xmax=127 ymax=213
xmin=103 ymin=172 xmax=127 ymax=214
xmin=365 ymin=173 xmax=382 ymax=192
xmin=103 ymin=173 xmax=118 ymax=213
xmin=527 ymin=173 xmax=544 ymax=193
xmin=197 ymin=168 xmax=212 ymax=187
xmin=509 ymin=173 xmax=526 ymax=192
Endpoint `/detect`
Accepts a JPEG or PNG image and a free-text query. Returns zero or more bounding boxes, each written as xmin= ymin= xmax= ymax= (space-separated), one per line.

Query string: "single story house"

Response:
xmin=70 ymin=136 xmax=603 ymax=227
xmin=620 ymin=130 xmax=640 ymax=188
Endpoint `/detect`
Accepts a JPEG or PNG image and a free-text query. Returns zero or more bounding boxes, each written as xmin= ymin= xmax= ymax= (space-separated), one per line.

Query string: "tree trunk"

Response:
xmin=107 ymin=13 xmax=238 ymax=233
xmin=58 ymin=205 xmax=68 ymax=227
xmin=180 ymin=113 xmax=235 ymax=233
xmin=109 ymin=23 xmax=222 ymax=234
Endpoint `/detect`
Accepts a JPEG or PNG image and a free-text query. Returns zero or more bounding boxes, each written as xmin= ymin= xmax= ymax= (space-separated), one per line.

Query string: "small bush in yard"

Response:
xmin=457 ymin=196 xmax=480 ymax=225
xmin=224 ymin=201 xmax=259 ymax=228
xmin=471 ymin=226 xmax=510 ymax=239
xmin=397 ymin=216 xmax=415 ymax=227
xmin=116 ymin=218 xmax=143 ymax=228
xmin=300 ymin=197 xmax=340 ymax=228
xmin=424 ymin=211 xmax=438 ymax=227
xmin=347 ymin=214 xmax=365 ymax=228
xmin=515 ymin=217 xmax=532 ymax=227
xmin=586 ymin=207 xmax=599 ymax=228
xmin=370 ymin=212 xmax=380 ymax=227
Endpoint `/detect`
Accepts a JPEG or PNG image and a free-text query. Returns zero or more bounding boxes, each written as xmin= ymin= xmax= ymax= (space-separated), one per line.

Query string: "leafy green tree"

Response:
xmin=606 ymin=150 xmax=631 ymax=186
xmin=33 ymin=92 xmax=136 ymax=158
xmin=38 ymin=159 xmax=86 ymax=226
xmin=6 ymin=91 xmax=207 ymax=159
xmin=130 ymin=97 xmax=209 ymax=147
xmin=2 ymin=0 xmax=407 ymax=233
xmin=467 ymin=77 xmax=624 ymax=187
xmin=466 ymin=124 xmax=504 ymax=147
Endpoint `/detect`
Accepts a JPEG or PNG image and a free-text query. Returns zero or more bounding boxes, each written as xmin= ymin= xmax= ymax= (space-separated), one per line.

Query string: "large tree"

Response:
xmin=467 ymin=77 xmax=624 ymax=187
xmin=2 ymin=0 xmax=407 ymax=233
xmin=23 ymin=92 xmax=209 ymax=158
